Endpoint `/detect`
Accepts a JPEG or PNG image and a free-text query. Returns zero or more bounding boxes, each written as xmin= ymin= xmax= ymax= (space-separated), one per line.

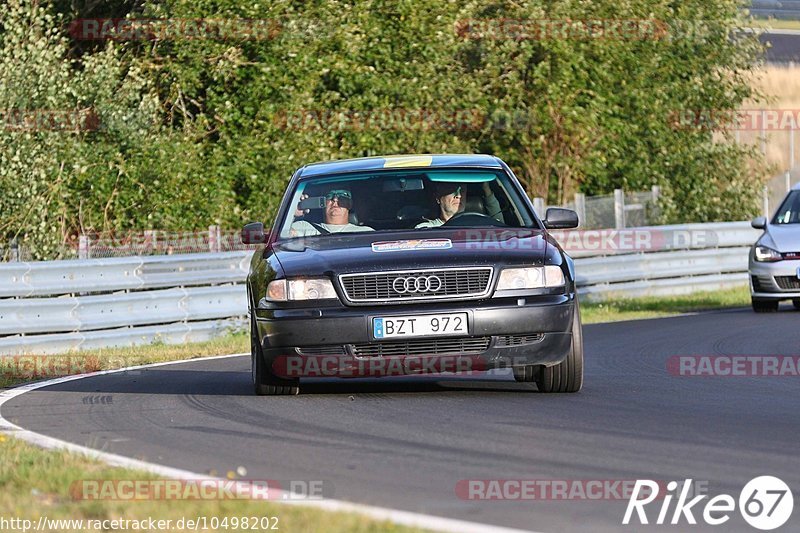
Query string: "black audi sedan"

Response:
xmin=242 ymin=154 xmax=582 ymax=395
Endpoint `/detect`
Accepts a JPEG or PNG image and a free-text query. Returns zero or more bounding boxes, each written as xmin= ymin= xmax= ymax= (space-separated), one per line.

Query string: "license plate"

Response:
xmin=373 ymin=313 xmax=468 ymax=339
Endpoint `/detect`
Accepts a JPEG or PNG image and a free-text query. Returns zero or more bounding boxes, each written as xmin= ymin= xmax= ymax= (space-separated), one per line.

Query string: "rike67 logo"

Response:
xmin=623 ymin=476 xmax=794 ymax=530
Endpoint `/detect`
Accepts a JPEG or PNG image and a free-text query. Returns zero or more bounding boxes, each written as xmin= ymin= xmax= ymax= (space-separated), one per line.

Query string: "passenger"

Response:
xmin=291 ymin=188 xmax=374 ymax=236
xmin=416 ymin=182 xmax=502 ymax=228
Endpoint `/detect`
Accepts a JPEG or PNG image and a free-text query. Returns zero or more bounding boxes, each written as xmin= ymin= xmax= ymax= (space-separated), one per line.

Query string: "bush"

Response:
xmin=0 ymin=0 xmax=770 ymax=258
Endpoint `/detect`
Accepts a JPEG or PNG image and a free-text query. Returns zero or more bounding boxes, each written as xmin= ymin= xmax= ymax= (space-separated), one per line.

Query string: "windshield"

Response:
xmin=772 ymin=190 xmax=800 ymax=225
xmin=277 ymin=168 xmax=538 ymax=239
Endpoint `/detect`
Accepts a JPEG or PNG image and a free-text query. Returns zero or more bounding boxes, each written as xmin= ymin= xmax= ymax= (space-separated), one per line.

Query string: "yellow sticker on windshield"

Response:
xmin=383 ymin=155 xmax=434 ymax=168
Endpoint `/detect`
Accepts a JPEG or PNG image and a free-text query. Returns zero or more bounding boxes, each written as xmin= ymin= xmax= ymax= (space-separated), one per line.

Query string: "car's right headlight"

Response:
xmin=754 ymin=245 xmax=782 ymax=262
xmin=266 ymin=278 xmax=338 ymax=301
xmin=496 ymin=266 xmax=565 ymax=290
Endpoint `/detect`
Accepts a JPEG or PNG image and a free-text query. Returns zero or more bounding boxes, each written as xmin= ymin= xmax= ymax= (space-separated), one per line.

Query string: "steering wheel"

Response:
xmin=442 ymin=212 xmax=507 ymax=227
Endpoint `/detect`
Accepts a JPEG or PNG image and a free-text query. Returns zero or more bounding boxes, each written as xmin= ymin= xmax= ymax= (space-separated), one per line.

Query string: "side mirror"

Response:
xmin=751 ymin=216 xmax=767 ymax=230
xmin=241 ymin=222 xmax=265 ymax=244
xmin=543 ymin=208 xmax=579 ymax=230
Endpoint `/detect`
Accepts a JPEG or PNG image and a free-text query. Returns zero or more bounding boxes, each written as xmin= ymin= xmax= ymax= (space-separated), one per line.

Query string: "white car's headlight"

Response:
xmin=496 ymin=266 xmax=565 ymax=290
xmin=754 ymin=245 xmax=782 ymax=262
xmin=267 ymin=278 xmax=338 ymax=301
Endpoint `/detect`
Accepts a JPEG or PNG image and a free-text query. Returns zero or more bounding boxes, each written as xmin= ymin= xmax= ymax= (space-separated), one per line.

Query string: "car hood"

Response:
xmin=270 ymin=229 xmax=553 ymax=276
xmin=761 ymin=225 xmax=800 ymax=252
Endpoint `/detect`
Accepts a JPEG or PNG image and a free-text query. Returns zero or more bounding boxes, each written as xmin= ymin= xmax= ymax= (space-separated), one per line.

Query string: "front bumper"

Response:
xmin=255 ymin=295 xmax=575 ymax=376
xmin=749 ymin=259 xmax=800 ymax=299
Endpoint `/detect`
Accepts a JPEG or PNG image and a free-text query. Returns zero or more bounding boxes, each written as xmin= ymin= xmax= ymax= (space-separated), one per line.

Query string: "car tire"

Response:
xmin=793 ymin=299 xmax=800 ymax=310
xmin=535 ymin=302 xmax=584 ymax=393
xmin=752 ymin=298 xmax=779 ymax=313
xmin=251 ymin=314 xmax=300 ymax=396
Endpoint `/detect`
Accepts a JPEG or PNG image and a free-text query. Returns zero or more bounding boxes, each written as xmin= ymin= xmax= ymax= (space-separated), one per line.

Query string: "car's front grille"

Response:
xmin=775 ymin=276 xmax=800 ymax=290
xmin=351 ymin=336 xmax=491 ymax=357
xmin=495 ymin=334 xmax=544 ymax=347
xmin=339 ymin=267 xmax=493 ymax=304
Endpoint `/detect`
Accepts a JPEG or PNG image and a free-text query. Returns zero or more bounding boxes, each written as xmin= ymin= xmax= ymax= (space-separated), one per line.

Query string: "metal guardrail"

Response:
xmin=0 ymin=252 xmax=251 ymax=298
xmin=750 ymin=0 xmax=800 ymax=19
xmin=0 ymin=252 xmax=251 ymax=355
xmin=558 ymin=221 xmax=759 ymax=300
xmin=0 ymin=221 xmax=760 ymax=354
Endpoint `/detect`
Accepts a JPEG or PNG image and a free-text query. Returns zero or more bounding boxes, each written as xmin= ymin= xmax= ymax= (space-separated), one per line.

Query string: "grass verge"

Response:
xmin=0 ymin=435 xmax=424 ymax=533
xmin=580 ymin=285 xmax=750 ymax=324
xmin=749 ymin=18 xmax=800 ymax=31
xmin=0 ymin=333 xmax=249 ymax=389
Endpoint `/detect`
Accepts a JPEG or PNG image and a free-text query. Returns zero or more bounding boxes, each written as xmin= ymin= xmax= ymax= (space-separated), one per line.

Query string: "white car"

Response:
xmin=749 ymin=183 xmax=800 ymax=312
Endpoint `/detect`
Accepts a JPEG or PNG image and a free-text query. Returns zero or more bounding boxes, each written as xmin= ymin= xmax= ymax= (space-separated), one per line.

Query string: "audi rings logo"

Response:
xmin=392 ymin=275 xmax=442 ymax=294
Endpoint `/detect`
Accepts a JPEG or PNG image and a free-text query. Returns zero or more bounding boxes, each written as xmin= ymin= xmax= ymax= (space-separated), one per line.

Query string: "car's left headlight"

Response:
xmin=496 ymin=266 xmax=565 ymax=290
xmin=754 ymin=245 xmax=782 ymax=262
xmin=266 ymin=278 xmax=338 ymax=301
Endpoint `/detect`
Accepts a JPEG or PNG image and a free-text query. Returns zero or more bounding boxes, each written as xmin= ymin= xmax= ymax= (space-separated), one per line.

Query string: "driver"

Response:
xmin=415 ymin=182 xmax=502 ymax=228
xmin=290 ymin=188 xmax=374 ymax=236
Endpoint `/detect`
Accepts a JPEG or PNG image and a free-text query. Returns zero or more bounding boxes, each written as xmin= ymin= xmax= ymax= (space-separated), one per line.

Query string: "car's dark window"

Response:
xmin=772 ymin=190 xmax=800 ymax=225
xmin=277 ymin=169 xmax=539 ymax=239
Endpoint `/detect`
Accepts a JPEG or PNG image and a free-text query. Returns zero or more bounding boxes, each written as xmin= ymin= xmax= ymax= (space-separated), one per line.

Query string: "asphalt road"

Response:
xmin=3 ymin=307 xmax=800 ymax=532
xmin=761 ymin=30 xmax=800 ymax=63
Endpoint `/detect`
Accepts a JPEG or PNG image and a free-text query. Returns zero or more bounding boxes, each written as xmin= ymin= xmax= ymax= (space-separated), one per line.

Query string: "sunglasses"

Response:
xmin=437 ymin=184 xmax=465 ymax=197
xmin=325 ymin=189 xmax=352 ymax=209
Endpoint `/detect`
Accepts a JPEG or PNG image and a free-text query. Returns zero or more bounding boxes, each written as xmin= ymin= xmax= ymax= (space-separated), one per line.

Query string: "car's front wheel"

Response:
xmin=513 ymin=303 xmax=584 ymax=393
xmin=752 ymin=298 xmax=779 ymax=313
xmin=251 ymin=314 xmax=299 ymax=396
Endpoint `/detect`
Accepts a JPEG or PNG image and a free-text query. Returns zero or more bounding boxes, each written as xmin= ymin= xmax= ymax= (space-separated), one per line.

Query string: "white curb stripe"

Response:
xmin=0 ymin=353 xmax=540 ymax=533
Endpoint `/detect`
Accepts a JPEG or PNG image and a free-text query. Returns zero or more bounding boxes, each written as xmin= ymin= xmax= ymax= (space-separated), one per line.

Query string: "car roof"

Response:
xmin=297 ymin=154 xmax=503 ymax=178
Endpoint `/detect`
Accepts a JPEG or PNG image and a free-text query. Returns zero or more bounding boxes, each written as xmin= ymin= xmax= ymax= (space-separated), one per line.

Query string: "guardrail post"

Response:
xmin=79 ymin=235 xmax=90 ymax=259
xmin=790 ymin=120 xmax=796 ymax=170
xmin=144 ymin=230 xmax=157 ymax=253
xmin=651 ymin=185 xmax=661 ymax=204
xmin=9 ymin=240 xmax=19 ymax=262
xmin=614 ymin=189 xmax=625 ymax=229
xmin=533 ymin=197 xmax=545 ymax=217
xmin=208 ymin=225 xmax=221 ymax=253
xmin=786 ymin=171 xmax=792 ymax=194
xmin=762 ymin=185 xmax=770 ymax=218
xmin=760 ymin=110 xmax=767 ymax=156
xmin=574 ymin=192 xmax=586 ymax=226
